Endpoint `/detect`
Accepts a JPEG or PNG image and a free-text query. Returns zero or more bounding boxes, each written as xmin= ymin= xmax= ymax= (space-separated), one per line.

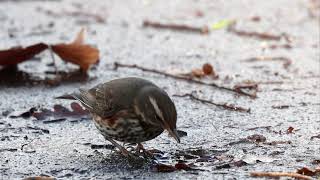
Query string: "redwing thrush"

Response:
xmin=56 ymin=77 xmax=180 ymax=156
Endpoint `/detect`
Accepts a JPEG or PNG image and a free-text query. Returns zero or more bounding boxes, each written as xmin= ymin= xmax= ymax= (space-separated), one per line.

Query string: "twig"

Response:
xmin=42 ymin=118 xmax=66 ymax=124
xmin=143 ymin=20 xmax=209 ymax=34
xmin=272 ymin=105 xmax=290 ymax=109
xmin=247 ymin=126 xmax=272 ymax=131
xmin=242 ymin=56 xmax=292 ymax=69
xmin=250 ymin=172 xmax=312 ymax=180
xmin=311 ymin=134 xmax=320 ymax=140
xmin=113 ymin=62 xmax=256 ymax=98
xmin=233 ymin=82 xmax=258 ymax=98
xmin=228 ymin=23 xmax=284 ymax=41
xmin=173 ymin=93 xmax=250 ymax=113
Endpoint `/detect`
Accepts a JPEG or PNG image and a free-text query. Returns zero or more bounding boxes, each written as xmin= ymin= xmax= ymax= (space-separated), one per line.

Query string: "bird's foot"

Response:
xmin=105 ymin=137 xmax=132 ymax=157
xmin=136 ymin=143 xmax=154 ymax=159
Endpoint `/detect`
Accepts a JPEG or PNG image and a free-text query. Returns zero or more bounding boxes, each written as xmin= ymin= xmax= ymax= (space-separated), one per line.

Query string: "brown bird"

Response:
xmin=56 ymin=77 xmax=180 ymax=156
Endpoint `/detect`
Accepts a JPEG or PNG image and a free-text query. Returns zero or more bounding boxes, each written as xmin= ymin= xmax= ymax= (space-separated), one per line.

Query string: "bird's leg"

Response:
xmin=104 ymin=137 xmax=130 ymax=157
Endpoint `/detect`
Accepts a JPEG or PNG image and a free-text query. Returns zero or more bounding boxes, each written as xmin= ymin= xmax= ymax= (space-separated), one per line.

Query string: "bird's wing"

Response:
xmin=80 ymin=84 xmax=120 ymax=118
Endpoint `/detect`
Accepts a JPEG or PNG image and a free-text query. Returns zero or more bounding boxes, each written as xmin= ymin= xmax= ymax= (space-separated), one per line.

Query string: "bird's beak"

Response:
xmin=168 ymin=128 xmax=180 ymax=143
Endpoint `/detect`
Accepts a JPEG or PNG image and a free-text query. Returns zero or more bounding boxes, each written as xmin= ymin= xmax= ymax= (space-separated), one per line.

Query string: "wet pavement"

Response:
xmin=0 ymin=0 xmax=319 ymax=179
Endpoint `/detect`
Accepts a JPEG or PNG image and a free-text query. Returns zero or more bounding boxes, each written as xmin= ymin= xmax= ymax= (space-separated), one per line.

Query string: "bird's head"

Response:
xmin=134 ymin=86 xmax=180 ymax=143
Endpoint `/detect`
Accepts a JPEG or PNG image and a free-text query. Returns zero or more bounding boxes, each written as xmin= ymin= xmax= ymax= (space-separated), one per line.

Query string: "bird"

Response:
xmin=56 ymin=77 xmax=180 ymax=156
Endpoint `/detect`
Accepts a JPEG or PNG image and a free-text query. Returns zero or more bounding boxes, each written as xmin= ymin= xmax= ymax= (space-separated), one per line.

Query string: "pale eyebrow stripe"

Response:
xmin=149 ymin=96 xmax=165 ymax=121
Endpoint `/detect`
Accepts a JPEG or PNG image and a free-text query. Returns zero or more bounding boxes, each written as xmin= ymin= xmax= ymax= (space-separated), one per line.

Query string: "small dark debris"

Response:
xmin=233 ymin=160 xmax=248 ymax=167
xmin=247 ymin=134 xmax=267 ymax=143
xmin=26 ymin=126 xmax=50 ymax=134
xmin=90 ymin=144 xmax=115 ymax=150
xmin=42 ymin=118 xmax=66 ymax=124
xmin=0 ymin=148 xmax=18 ymax=152
xmin=264 ymin=141 xmax=292 ymax=145
xmin=153 ymin=163 xmax=176 ymax=172
xmin=272 ymin=105 xmax=290 ymax=109
xmin=311 ymin=160 xmax=320 ymax=164
xmin=286 ymin=126 xmax=295 ymax=134
xmin=177 ymin=130 xmax=188 ymax=138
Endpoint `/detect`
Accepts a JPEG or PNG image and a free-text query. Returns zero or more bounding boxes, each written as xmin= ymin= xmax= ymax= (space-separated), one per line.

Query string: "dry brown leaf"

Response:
xmin=51 ymin=29 xmax=99 ymax=71
xmin=72 ymin=28 xmax=85 ymax=44
xmin=0 ymin=43 xmax=48 ymax=66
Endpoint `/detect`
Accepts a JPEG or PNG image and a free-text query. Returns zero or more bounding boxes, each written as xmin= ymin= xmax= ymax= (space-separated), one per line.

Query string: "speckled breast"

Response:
xmin=92 ymin=115 xmax=164 ymax=143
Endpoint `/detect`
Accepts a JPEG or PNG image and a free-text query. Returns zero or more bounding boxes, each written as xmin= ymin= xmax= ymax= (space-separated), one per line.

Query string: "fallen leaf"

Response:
xmin=33 ymin=102 xmax=90 ymax=120
xmin=0 ymin=28 xmax=99 ymax=72
xmin=51 ymin=29 xmax=99 ymax=71
xmin=0 ymin=43 xmax=48 ymax=66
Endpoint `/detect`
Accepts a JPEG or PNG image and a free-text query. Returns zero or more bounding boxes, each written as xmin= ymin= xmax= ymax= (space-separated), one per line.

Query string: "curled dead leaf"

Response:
xmin=51 ymin=28 xmax=99 ymax=71
xmin=51 ymin=43 xmax=99 ymax=71
xmin=0 ymin=43 xmax=48 ymax=66
xmin=0 ymin=28 xmax=99 ymax=72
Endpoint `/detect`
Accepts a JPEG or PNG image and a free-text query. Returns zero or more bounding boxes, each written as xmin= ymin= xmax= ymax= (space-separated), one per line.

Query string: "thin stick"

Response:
xmin=143 ymin=20 xmax=209 ymax=34
xmin=228 ymin=23 xmax=283 ymax=41
xmin=173 ymin=93 xmax=250 ymax=113
xmin=250 ymin=172 xmax=312 ymax=180
xmin=113 ymin=62 xmax=256 ymax=98
xmin=242 ymin=56 xmax=292 ymax=69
